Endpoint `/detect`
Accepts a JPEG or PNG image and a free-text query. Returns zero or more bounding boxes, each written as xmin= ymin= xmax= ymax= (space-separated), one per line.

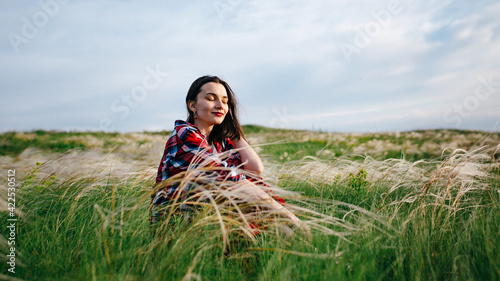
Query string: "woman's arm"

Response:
xmin=232 ymin=138 xmax=264 ymax=175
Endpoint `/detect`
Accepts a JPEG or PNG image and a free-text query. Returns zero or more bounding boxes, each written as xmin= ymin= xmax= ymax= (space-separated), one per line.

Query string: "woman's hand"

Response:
xmin=231 ymin=138 xmax=264 ymax=175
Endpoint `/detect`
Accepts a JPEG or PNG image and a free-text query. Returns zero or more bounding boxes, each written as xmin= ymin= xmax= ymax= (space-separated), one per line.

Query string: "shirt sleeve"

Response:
xmin=175 ymin=126 xmax=245 ymax=182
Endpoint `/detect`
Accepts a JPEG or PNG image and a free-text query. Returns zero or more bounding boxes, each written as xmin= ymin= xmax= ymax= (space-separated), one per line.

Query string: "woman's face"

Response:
xmin=189 ymin=82 xmax=229 ymax=127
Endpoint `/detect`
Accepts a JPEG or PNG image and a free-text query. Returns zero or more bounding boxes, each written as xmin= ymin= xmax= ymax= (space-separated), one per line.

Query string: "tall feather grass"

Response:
xmin=0 ymin=142 xmax=499 ymax=280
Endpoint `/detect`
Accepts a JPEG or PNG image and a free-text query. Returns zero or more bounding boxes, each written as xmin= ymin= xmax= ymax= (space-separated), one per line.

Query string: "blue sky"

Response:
xmin=1 ymin=0 xmax=500 ymax=133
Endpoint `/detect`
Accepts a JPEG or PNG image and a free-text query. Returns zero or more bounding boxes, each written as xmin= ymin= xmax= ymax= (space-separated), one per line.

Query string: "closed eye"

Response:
xmin=205 ymin=93 xmax=228 ymax=104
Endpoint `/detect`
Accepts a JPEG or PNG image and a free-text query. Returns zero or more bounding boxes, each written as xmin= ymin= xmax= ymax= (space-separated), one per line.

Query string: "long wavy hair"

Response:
xmin=186 ymin=75 xmax=245 ymax=144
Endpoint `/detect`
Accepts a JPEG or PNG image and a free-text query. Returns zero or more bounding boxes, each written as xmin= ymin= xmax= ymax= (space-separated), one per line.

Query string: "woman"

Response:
xmin=151 ymin=75 xmax=308 ymax=234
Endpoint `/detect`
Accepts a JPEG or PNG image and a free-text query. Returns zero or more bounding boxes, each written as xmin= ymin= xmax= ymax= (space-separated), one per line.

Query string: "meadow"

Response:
xmin=0 ymin=127 xmax=499 ymax=280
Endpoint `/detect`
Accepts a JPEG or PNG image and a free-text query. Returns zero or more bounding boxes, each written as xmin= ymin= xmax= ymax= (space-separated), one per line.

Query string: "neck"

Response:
xmin=194 ymin=120 xmax=213 ymax=140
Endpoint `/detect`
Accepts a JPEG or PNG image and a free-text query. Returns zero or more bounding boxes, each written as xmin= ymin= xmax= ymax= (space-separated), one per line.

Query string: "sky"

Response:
xmin=1 ymin=0 xmax=500 ymax=133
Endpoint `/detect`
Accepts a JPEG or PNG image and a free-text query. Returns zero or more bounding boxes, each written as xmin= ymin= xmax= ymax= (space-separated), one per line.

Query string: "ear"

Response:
xmin=188 ymin=100 xmax=196 ymax=113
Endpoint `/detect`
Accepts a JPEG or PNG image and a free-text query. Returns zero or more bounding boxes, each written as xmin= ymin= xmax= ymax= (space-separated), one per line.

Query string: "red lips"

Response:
xmin=213 ymin=112 xmax=224 ymax=117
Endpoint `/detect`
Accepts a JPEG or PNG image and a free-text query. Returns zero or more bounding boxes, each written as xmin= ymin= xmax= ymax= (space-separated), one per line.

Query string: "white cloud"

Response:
xmin=1 ymin=0 xmax=499 ymax=132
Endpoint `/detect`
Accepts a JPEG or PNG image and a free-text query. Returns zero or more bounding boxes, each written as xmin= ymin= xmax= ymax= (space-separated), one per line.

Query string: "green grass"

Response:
xmin=0 ymin=131 xmax=87 ymax=156
xmin=260 ymin=140 xmax=340 ymax=162
xmin=242 ymin=124 xmax=300 ymax=134
xmin=1 ymin=129 xmax=499 ymax=280
xmin=2 ymin=128 xmax=498 ymax=160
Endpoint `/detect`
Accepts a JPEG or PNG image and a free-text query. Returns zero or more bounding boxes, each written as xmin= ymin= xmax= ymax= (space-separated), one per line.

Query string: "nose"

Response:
xmin=215 ymin=99 xmax=223 ymax=108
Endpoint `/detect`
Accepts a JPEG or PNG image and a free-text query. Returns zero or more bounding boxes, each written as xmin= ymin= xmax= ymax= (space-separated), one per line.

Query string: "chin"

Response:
xmin=214 ymin=116 xmax=226 ymax=124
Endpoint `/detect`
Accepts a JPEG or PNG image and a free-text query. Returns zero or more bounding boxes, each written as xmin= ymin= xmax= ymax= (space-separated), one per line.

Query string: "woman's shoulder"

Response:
xmin=173 ymin=120 xmax=206 ymax=144
xmin=174 ymin=120 xmax=194 ymax=131
xmin=174 ymin=120 xmax=198 ymax=136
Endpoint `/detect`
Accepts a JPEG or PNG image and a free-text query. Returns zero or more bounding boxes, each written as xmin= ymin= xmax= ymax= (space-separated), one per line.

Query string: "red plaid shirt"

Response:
xmin=155 ymin=120 xmax=245 ymax=190
xmin=151 ymin=120 xmax=284 ymax=224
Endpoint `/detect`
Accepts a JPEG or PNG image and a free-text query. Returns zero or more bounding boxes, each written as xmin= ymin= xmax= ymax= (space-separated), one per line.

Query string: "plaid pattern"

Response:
xmin=150 ymin=120 xmax=247 ymax=219
xmin=150 ymin=120 xmax=284 ymax=224
xmin=156 ymin=120 xmax=246 ymax=185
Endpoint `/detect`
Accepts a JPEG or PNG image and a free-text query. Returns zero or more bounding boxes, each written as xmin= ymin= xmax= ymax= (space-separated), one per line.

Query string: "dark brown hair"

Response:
xmin=186 ymin=75 xmax=244 ymax=144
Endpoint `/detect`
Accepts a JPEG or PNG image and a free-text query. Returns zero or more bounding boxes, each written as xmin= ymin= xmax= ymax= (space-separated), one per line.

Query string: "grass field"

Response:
xmin=1 ymin=127 xmax=499 ymax=280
